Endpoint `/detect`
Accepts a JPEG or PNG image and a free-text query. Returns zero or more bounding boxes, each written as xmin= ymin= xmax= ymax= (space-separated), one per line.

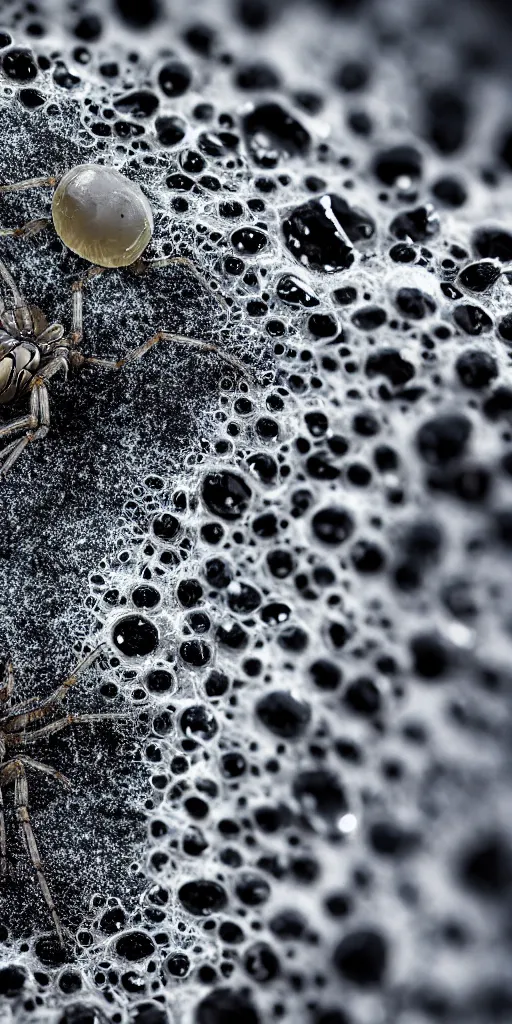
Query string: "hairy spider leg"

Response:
xmin=0 ymin=378 xmax=52 ymax=478
xmin=5 ymin=712 xmax=128 ymax=746
xmin=0 ymin=757 xmax=67 ymax=945
xmin=0 ymin=175 xmax=55 ymax=239
xmin=131 ymin=255 xmax=229 ymax=315
xmin=5 ymin=645 xmax=107 ymax=726
xmin=85 ymin=330 xmax=250 ymax=378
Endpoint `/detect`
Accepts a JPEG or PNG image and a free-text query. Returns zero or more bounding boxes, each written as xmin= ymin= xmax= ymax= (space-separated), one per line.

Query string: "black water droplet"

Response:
xmin=202 ymin=472 xmax=252 ymax=520
xmin=158 ymin=60 xmax=192 ymax=97
xmin=283 ymin=193 xmax=374 ymax=273
xmin=276 ymin=274 xmax=319 ymax=307
xmin=458 ymin=261 xmax=501 ymax=293
xmin=243 ymin=102 xmax=310 ymax=167
xmin=256 ymin=690 xmax=311 ymax=738
xmin=113 ymin=615 xmax=158 ymax=657
xmin=231 ymin=226 xmax=268 ymax=255
xmin=116 ymin=932 xmax=155 ymax=961
xmin=179 ymin=880 xmax=227 ymax=916
xmin=473 ymin=226 xmax=512 ymax=262
xmin=416 ymin=414 xmax=472 ymax=466
xmin=312 ymin=507 xmax=355 ymax=545
xmin=294 ymin=769 xmax=348 ymax=821
xmin=333 ymin=928 xmax=388 ymax=986
xmin=114 ymin=91 xmax=159 ymax=118
xmin=195 ymin=987 xmax=260 ymax=1024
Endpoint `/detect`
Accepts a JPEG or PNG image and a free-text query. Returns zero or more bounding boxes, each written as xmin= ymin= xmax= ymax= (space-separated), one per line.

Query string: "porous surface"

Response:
xmin=0 ymin=1 xmax=511 ymax=1023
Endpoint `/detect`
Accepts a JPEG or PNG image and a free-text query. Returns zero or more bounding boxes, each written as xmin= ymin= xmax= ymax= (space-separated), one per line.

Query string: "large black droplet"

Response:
xmin=312 ymin=506 xmax=355 ymax=545
xmin=276 ymin=274 xmax=319 ymax=307
xmin=416 ymin=414 xmax=472 ymax=466
xmin=202 ymin=472 xmax=252 ymax=520
xmin=113 ymin=616 xmax=158 ymax=657
xmin=116 ymin=931 xmax=155 ymax=961
xmin=373 ymin=144 xmax=422 ymax=185
xmin=179 ymin=880 xmax=227 ymax=915
xmin=256 ymin=690 xmax=311 ymax=738
xmin=114 ymin=90 xmax=159 ymax=118
xmin=282 ymin=193 xmax=375 ymax=273
xmin=293 ymin=769 xmax=348 ymax=821
xmin=114 ymin=0 xmax=161 ymax=27
xmin=243 ymin=102 xmax=310 ymax=167
xmin=0 ymin=966 xmax=26 ymax=996
xmin=473 ymin=226 xmax=512 ymax=262
xmin=195 ymin=987 xmax=260 ymax=1024
xmin=333 ymin=928 xmax=388 ymax=986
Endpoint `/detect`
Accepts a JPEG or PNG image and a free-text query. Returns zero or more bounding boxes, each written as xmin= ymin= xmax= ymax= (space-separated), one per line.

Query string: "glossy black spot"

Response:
xmin=243 ymin=102 xmax=310 ymax=167
xmin=179 ymin=880 xmax=227 ymax=916
xmin=453 ymin=304 xmax=492 ymax=335
xmin=416 ymin=414 xmax=472 ymax=466
xmin=235 ymin=872 xmax=270 ymax=905
xmin=366 ymin=349 xmax=415 ymax=387
xmin=312 ymin=507 xmax=355 ymax=545
xmin=473 ymin=226 xmax=512 ymax=262
xmin=158 ymin=60 xmax=191 ymax=97
xmin=113 ymin=615 xmax=158 ymax=657
xmin=202 ymin=472 xmax=252 ymax=519
xmin=195 ymin=987 xmax=260 ymax=1024
xmin=282 ymin=193 xmax=375 ymax=273
xmin=1 ymin=47 xmax=37 ymax=81
xmin=455 ymin=349 xmax=498 ymax=389
xmin=114 ymin=91 xmax=159 ymax=118
xmin=373 ymin=144 xmax=422 ymax=185
xmin=180 ymin=640 xmax=211 ymax=667
xmin=458 ymin=261 xmax=501 ymax=293
xmin=256 ymin=690 xmax=311 ymax=738
xmin=231 ymin=227 xmax=268 ymax=255
xmin=294 ymin=769 xmax=348 ymax=821
xmin=395 ymin=287 xmax=436 ymax=319
xmin=243 ymin=942 xmax=280 ymax=982
xmin=156 ymin=115 xmax=186 ymax=146
xmin=116 ymin=932 xmax=156 ymax=961
xmin=352 ymin=306 xmax=386 ymax=330
xmin=276 ymin=274 xmax=319 ymax=307
xmin=410 ymin=632 xmax=450 ymax=679
xmin=0 ymin=966 xmax=26 ymax=996
xmin=333 ymin=928 xmax=388 ymax=986
xmin=390 ymin=205 xmax=439 ymax=242
xmin=152 ymin=514 xmax=180 ymax=540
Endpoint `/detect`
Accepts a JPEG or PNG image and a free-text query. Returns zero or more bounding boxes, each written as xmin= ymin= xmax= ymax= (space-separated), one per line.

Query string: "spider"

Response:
xmin=0 ymin=643 xmax=120 ymax=946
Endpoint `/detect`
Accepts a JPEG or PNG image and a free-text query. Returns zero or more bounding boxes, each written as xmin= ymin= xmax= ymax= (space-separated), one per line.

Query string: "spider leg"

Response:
xmin=131 ymin=255 xmax=229 ymax=316
xmin=5 ymin=645 xmax=106 ymax=725
xmin=0 ymin=379 xmax=50 ymax=479
xmin=0 ymin=175 xmax=57 ymax=193
xmin=84 ymin=330 xmax=251 ymax=380
xmin=70 ymin=266 xmax=106 ymax=346
xmin=0 ymin=658 xmax=14 ymax=703
xmin=0 ymin=218 xmax=50 ymax=240
xmin=0 ymin=787 xmax=7 ymax=876
xmin=5 ymin=712 xmax=128 ymax=746
xmin=0 ymin=759 xmax=65 ymax=945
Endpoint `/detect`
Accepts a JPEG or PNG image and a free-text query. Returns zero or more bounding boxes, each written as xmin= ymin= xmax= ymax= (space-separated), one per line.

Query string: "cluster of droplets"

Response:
xmin=0 ymin=0 xmax=512 ymax=1023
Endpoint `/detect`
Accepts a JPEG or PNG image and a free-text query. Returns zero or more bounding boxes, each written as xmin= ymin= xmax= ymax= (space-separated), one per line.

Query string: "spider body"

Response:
xmin=0 ymin=645 xmax=118 ymax=946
